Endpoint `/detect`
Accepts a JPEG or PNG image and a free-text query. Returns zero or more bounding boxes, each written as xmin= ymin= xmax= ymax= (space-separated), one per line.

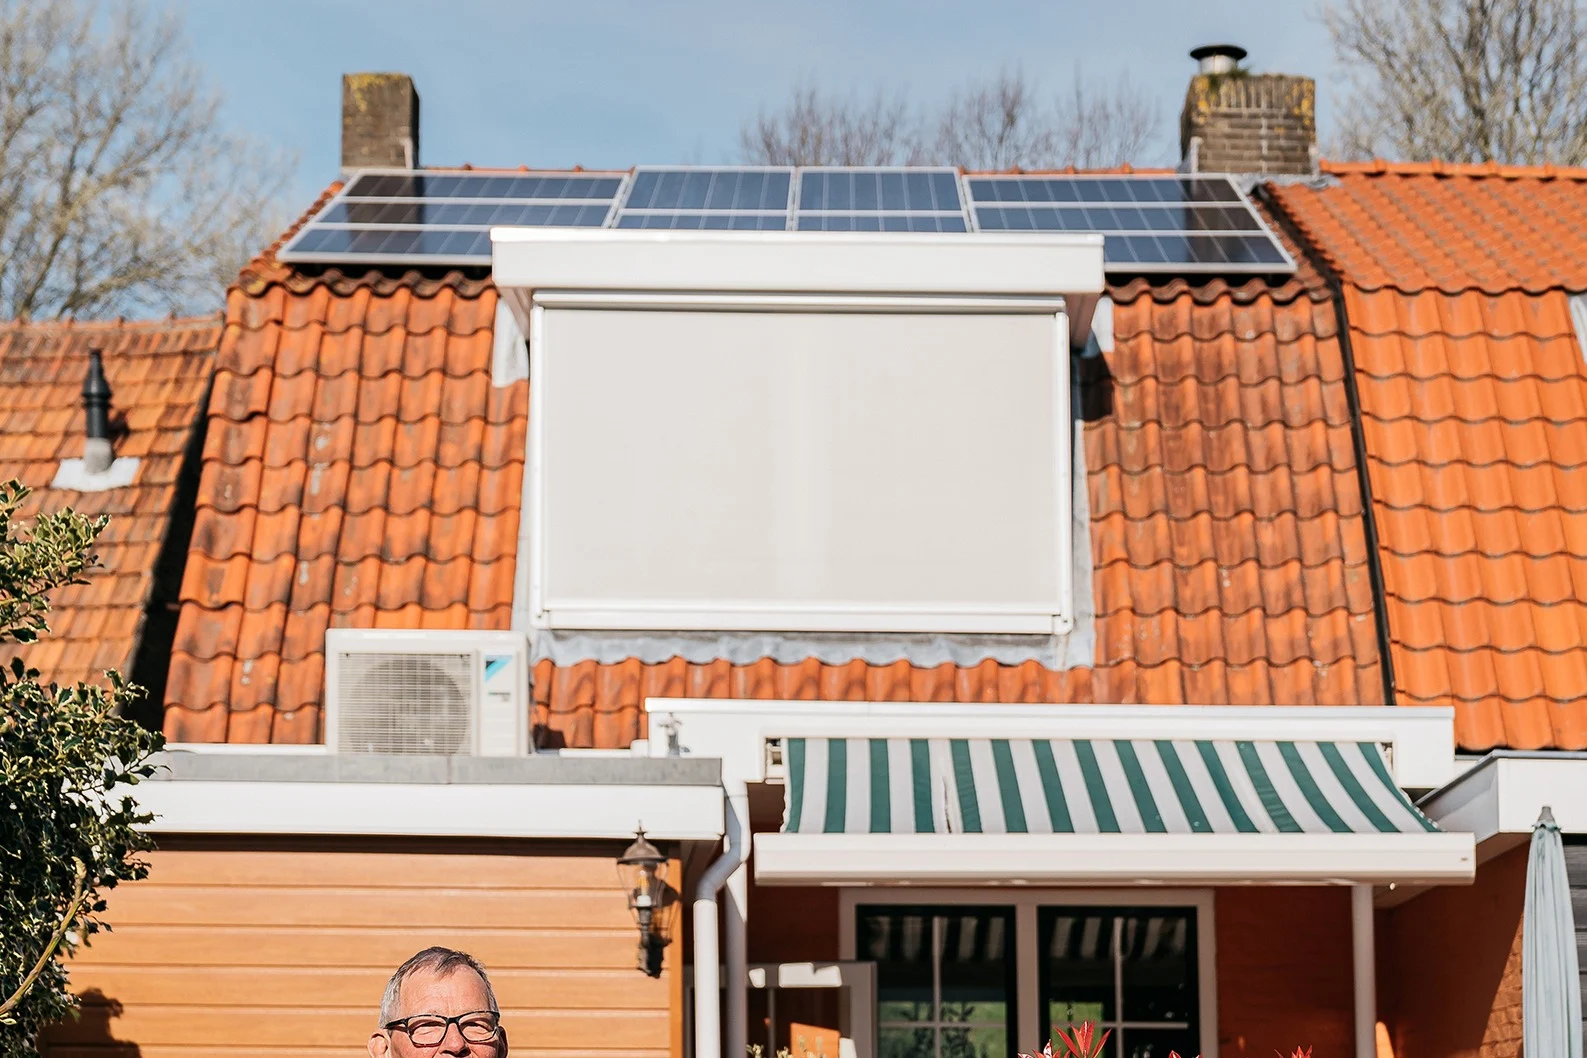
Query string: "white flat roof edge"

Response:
xmin=648 ymin=700 xmax=1455 ymax=721
xmin=134 ymin=780 xmax=725 ymax=842
xmin=1420 ymin=752 xmax=1587 ymax=842
xmin=753 ymin=832 xmax=1476 ymax=887
xmin=491 ymin=228 xmax=1106 ymax=297
xmin=490 ymin=227 xmax=1104 ymax=249
xmin=643 ymin=700 xmax=1458 ymax=790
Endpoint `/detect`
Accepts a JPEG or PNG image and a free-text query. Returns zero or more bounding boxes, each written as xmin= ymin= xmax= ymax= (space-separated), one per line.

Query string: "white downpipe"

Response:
xmin=694 ymin=785 xmax=750 ymax=1058
xmin=1351 ymin=884 xmax=1376 ymax=1058
xmin=725 ymin=833 xmax=749 ymax=1058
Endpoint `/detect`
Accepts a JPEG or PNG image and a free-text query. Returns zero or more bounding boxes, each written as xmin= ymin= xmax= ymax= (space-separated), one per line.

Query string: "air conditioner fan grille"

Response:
xmin=335 ymin=651 xmax=473 ymax=755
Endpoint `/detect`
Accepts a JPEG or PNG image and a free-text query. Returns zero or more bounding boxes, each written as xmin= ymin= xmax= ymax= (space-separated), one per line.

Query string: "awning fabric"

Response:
xmin=781 ymin=737 xmax=1439 ymax=836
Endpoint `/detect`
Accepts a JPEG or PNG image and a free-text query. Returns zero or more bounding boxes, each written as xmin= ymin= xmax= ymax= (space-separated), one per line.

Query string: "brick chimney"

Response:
xmin=341 ymin=73 xmax=420 ymax=172
xmin=1180 ymin=45 xmax=1316 ymax=176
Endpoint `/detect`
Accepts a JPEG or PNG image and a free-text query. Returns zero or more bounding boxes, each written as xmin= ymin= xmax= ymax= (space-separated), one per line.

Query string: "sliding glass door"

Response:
xmin=853 ymin=902 xmax=1201 ymax=1058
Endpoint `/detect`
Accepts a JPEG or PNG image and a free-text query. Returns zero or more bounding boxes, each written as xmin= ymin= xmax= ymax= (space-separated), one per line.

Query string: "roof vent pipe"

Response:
xmin=82 ymin=348 xmax=113 ymax=475
xmin=1190 ymin=44 xmax=1247 ymax=75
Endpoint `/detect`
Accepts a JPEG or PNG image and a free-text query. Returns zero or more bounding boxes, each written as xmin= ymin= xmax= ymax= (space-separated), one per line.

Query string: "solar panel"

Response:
xmin=277 ymin=169 xmax=628 ymax=265
xmin=615 ymin=168 xmax=791 ymax=230
xmin=795 ymin=168 xmax=968 ymax=232
xmin=966 ymin=175 xmax=1291 ymax=271
xmin=279 ymin=167 xmax=1294 ymax=275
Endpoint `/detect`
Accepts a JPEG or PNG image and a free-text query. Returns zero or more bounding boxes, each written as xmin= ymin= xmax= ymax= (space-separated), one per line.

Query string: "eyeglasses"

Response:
xmin=383 ymin=1011 xmax=501 ymax=1048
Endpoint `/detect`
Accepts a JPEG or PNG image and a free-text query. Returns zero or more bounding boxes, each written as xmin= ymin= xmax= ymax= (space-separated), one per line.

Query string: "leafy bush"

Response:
xmin=0 ymin=481 xmax=162 ymax=1055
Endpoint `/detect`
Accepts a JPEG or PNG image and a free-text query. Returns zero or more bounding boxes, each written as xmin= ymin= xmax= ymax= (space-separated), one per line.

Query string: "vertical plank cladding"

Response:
xmin=42 ymin=838 xmax=677 ymax=1058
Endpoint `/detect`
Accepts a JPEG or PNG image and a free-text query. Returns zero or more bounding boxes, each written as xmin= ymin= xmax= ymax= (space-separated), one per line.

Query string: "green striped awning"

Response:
xmin=781 ymin=737 xmax=1439 ymax=836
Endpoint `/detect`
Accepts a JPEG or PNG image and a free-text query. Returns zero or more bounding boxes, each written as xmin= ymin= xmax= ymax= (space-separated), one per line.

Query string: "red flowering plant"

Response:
xmin=1018 ymin=1024 xmax=1110 ymax=1058
xmin=1020 ymin=1022 xmax=1312 ymax=1058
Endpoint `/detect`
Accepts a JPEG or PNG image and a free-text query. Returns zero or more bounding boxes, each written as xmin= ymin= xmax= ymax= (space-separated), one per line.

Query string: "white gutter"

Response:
xmin=1419 ymin=751 xmax=1587 ymax=858
xmin=693 ymin=783 xmax=750 ymax=1058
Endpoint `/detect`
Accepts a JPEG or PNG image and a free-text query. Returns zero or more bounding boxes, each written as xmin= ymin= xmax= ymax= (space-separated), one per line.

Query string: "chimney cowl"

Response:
xmin=1190 ymin=44 xmax=1248 ymax=75
xmin=82 ymin=348 xmax=113 ymax=474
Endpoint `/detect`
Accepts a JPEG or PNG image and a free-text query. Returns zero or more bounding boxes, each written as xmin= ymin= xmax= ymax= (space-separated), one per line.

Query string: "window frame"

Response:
xmin=839 ymin=889 xmax=1218 ymax=1058
xmin=522 ymin=290 xmax=1075 ymax=637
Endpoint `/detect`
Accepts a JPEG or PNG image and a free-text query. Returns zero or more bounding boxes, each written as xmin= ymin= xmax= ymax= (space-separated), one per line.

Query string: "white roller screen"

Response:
xmin=532 ymin=303 xmax=1070 ymax=633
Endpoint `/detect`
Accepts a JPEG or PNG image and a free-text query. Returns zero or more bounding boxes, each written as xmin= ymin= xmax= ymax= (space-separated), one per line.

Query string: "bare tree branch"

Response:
xmin=743 ymin=70 xmax=1163 ymax=171
xmin=0 ymin=0 xmax=293 ymax=320
xmin=932 ymin=70 xmax=1058 ymax=170
xmin=1049 ymin=71 xmax=1161 ymax=169
xmin=1324 ymin=0 xmax=1587 ymax=164
xmin=739 ymin=85 xmax=923 ymax=166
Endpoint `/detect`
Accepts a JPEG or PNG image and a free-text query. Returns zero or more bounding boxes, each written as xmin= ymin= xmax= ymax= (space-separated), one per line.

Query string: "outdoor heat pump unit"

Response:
xmin=323 ymin=629 xmax=531 ymax=756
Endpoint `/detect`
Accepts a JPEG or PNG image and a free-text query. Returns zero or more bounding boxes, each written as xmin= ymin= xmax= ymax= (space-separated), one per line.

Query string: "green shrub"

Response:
xmin=0 ymin=480 xmax=162 ymax=1056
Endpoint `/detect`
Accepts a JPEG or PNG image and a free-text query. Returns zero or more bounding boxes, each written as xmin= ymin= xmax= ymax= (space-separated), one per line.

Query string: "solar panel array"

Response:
xmin=966 ymin=174 xmax=1288 ymax=268
xmin=284 ymin=171 xmax=623 ymax=263
xmin=278 ymin=167 xmax=1293 ymax=273
xmin=616 ymin=168 xmax=790 ymax=230
xmin=795 ymin=169 xmax=966 ymax=232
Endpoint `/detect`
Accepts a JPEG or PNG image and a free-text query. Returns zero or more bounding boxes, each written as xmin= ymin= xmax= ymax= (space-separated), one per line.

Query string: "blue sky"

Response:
xmin=172 ymin=1 xmax=1340 ymax=209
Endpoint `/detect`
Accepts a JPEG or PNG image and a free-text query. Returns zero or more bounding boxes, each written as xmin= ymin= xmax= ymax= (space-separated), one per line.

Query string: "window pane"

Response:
xmin=1119 ymin=913 xmax=1196 ymax=1023
xmin=941 ymin=1026 xmax=1008 ymax=1058
xmin=1045 ymin=1000 xmax=1105 ymax=1030
xmin=1040 ymin=913 xmax=1118 ymax=1029
xmin=1119 ymin=1028 xmax=1197 ymax=1058
xmin=1038 ymin=907 xmax=1199 ymax=1058
xmin=879 ymin=1001 xmax=935 ymax=1023
xmin=861 ymin=907 xmax=1015 ymax=1058
xmin=880 ymin=1027 xmax=934 ymax=1058
xmin=939 ymin=912 xmax=1010 ymax=1027
xmin=862 ymin=910 xmax=935 ymax=1020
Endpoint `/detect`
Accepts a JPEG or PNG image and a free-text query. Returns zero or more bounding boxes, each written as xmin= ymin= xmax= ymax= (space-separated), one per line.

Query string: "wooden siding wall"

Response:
xmin=44 ymin=838 xmax=679 ymax=1058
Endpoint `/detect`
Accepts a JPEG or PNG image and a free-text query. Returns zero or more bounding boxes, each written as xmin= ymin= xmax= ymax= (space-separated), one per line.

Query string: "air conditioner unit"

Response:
xmin=324 ymin=629 xmax=531 ymax=756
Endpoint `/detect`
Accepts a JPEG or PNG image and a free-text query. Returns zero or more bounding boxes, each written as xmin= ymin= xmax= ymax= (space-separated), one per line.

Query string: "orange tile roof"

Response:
xmin=1269 ymin=168 xmax=1587 ymax=750
xmin=162 ymin=265 xmax=521 ymax=743
xmin=0 ymin=317 xmax=221 ymax=690
xmin=161 ymin=186 xmax=1385 ymax=744
xmin=1279 ymin=163 xmax=1587 ymax=294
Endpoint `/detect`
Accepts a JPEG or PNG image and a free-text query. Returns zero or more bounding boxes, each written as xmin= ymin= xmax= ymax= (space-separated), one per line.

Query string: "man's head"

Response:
xmin=368 ymin=947 xmax=506 ymax=1058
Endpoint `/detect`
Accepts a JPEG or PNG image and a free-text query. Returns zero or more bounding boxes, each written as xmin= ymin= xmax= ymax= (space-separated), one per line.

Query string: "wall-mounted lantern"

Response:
xmin=617 ymin=828 xmax=669 ymax=977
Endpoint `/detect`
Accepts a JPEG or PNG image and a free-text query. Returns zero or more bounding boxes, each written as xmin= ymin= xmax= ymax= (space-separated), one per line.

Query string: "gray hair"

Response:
xmin=378 ymin=947 xmax=499 ymax=1026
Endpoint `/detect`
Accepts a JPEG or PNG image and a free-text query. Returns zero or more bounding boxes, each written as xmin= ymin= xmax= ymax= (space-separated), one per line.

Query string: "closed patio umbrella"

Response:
xmin=1523 ymin=806 xmax=1583 ymax=1058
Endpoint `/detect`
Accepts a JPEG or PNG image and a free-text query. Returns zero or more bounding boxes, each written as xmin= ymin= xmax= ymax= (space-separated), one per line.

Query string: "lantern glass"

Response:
xmin=617 ymin=830 xmax=668 ymax=920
